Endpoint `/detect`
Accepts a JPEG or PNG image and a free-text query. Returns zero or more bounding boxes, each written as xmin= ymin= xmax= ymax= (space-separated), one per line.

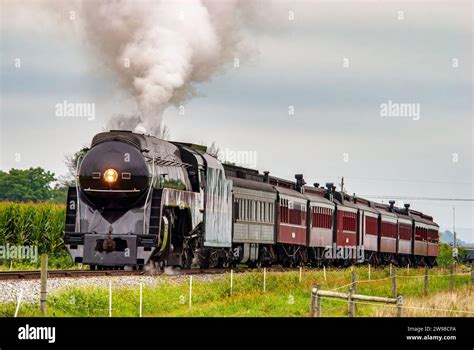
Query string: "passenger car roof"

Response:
xmin=229 ymin=176 xmax=276 ymax=193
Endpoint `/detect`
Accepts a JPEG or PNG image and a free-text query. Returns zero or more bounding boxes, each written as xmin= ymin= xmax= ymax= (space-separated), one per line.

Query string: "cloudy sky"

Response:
xmin=1 ymin=0 xmax=472 ymax=241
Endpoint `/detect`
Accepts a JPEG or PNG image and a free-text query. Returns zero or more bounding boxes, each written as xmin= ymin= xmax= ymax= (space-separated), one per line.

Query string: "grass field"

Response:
xmin=2 ymin=266 xmax=472 ymax=317
xmin=0 ymin=255 xmax=76 ymax=271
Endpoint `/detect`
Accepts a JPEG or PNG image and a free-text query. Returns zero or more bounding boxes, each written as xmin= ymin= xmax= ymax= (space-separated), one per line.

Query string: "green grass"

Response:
xmin=0 ymin=254 xmax=76 ymax=271
xmin=2 ymin=266 xmax=472 ymax=317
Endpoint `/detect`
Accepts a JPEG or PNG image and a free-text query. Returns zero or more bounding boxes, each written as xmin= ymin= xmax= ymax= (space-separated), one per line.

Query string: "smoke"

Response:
xmin=106 ymin=113 xmax=170 ymax=139
xmin=60 ymin=0 xmax=257 ymax=136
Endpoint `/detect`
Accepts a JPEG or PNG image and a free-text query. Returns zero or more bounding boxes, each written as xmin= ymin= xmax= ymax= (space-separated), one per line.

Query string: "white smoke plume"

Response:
xmin=60 ymin=0 xmax=257 ymax=136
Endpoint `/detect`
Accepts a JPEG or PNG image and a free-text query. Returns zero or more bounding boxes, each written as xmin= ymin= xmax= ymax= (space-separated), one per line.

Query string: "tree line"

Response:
xmin=0 ymin=167 xmax=68 ymax=204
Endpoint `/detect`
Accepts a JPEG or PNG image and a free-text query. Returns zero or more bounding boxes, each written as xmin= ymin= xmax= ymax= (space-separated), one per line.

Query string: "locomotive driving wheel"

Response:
xmin=197 ymin=248 xmax=219 ymax=269
xmin=180 ymin=240 xmax=194 ymax=269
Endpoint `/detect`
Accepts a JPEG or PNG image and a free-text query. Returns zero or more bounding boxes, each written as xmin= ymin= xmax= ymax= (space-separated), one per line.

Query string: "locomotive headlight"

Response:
xmin=104 ymin=168 xmax=118 ymax=183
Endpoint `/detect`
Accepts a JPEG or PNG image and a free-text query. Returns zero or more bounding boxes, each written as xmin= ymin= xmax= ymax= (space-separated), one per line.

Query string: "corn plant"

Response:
xmin=0 ymin=202 xmax=66 ymax=256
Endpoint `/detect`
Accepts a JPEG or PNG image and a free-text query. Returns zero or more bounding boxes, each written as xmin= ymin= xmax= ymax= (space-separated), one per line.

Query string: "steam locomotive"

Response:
xmin=64 ymin=130 xmax=440 ymax=270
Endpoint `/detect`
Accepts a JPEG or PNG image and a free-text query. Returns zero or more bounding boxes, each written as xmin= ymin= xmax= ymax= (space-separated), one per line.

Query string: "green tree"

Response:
xmin=63 ymin=147 xmax=89 ymax=185
xmin=49 ymin=183 xmax=68 ymax=204
xmin=0 ymin=167 xmax=62 ymax=202
xmin=436 ymin=242 xmax=467 ymax=268
xmin=436 ymin=243 xmax=453 ymax=268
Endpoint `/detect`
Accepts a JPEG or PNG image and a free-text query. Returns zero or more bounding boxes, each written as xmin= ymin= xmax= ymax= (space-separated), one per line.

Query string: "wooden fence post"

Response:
xmin=391 ymin=264 xmax=397 ymax=299
xmin=396 ymin=295 xmax=403 ymax=317
xmin=424 ymin=266 xmax=429 ymax=296
xmin=351 ymin=269 xmax=356 ymax=291
xmin=40 ymin=254 xmax=48 ymax=316
xmin=351 ymin=268 xmax=357 ymax=314
xmin=310 ymin=287 xmax=317 ymax=317
xmin=348 ymin=286 xmax=354 ymax=317
xmin=471 ymin=263 xmax=473 ymax=293
xmin=316 ymin=289 xmax=321 ymax=317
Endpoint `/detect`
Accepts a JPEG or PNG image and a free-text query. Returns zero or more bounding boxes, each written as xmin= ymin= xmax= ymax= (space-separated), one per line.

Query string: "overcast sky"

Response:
xmin=1 ymin=0 xmax=472 ymax=241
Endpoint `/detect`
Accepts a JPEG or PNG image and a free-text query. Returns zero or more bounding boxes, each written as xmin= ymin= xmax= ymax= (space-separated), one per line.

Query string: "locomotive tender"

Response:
xmin=64 ymin=130 xmax=439 ymax=269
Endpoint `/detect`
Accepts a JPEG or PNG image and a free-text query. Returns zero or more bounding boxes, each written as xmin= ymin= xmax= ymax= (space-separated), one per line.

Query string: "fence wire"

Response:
xmin=8 ymin=266 xmax=473 ymax=317
xmin=328 ymin=271 xmax=471 ymax=291
xmin=319 ymin=296 xmax=474 ymax=315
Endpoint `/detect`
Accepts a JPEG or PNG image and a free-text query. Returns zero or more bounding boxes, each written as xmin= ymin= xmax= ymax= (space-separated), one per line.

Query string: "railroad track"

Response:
xmin=0 ymin=266 xmax=293 ymax=281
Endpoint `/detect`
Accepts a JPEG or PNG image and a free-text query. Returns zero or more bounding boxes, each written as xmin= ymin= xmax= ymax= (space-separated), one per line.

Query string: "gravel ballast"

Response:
xmin=0 ymin=274 xmax=223 ymax=304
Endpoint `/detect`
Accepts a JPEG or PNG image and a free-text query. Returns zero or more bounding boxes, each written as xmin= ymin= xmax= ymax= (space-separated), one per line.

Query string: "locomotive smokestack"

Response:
xmin=263 ymin=171 xmax=270 ymax=183
xmin=295 ymin=174 xmax=306 ymax=193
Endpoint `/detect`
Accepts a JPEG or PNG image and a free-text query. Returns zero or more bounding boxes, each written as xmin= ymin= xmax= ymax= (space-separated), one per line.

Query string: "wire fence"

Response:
xmin=8 ymin=263 xmax=474 ymax=317
xmin=312 ymin=265 xmax=473 ymax=317
xmin=330 ymin=271 xmax=471 ymax=291
xmin=319 ymin=296 xmax=474 ymax=315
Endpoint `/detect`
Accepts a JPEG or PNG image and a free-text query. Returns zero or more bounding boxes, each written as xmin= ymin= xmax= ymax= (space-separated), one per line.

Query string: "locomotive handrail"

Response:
xmin=143 ymin=156 xmax=155 ymax=235
xmin=75 ymin=154 xmax=84 ymax=232
xmin=159 ymin=216 xmax=169 ymax=252
xmin=83 ymin=188 xmax=141 ymax=193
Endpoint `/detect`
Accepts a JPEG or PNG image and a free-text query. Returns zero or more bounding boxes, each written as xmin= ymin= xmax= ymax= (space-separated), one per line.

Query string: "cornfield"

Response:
xmin=0 ymin=202 xmax=66 ymax=256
